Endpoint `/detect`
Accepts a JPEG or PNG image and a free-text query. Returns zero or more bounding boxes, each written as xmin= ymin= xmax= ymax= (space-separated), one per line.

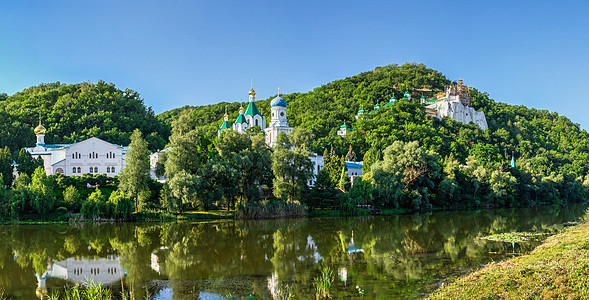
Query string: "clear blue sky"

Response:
xmin=1 ymin=1 xmax=588 ymax=128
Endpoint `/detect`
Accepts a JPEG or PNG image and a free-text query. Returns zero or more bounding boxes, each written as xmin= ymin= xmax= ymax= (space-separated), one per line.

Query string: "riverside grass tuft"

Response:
xmin=428 ymin=210 xmax=589 ymax=300
xmin=46 ymin=282 xmax=143 ymax=300
xmin=314 ymin=265 xmax=334 ymax=299
xmin=236 ymin=200 xmax=307 ymax=219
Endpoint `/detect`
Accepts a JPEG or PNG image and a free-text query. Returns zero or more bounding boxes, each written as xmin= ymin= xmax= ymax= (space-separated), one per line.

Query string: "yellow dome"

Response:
xmin=249 ymin=88 xmax=256 ymax=95
xmin=34 ymin=123 xmax=47 ymax=135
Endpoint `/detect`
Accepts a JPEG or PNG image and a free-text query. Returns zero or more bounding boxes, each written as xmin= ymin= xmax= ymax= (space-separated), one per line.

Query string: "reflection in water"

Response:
xmin=0 ymin=204 xmax=586 ymax=299
xmin=36 ymin=256 xmax=125 ymax=298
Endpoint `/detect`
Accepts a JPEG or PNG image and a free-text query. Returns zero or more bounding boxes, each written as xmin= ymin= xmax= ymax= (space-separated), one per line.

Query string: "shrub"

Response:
xmin=236 ymin=200 xmax=307 ymax=219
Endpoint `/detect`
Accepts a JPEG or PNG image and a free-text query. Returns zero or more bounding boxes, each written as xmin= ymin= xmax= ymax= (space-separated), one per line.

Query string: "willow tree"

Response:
xmin=118 ymin=129 xmax=151 ymax=211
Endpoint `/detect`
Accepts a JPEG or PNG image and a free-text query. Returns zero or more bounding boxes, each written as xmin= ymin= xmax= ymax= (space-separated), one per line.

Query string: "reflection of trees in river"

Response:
xmin=0 ymin=204 xmax=586 ymax=299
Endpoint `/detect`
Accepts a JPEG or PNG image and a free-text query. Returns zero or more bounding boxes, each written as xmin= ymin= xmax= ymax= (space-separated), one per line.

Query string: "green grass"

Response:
xmin=428 ymin=216 xmax=589 ymax=299
xmin=314 ymin=265 xmax=334 ymax=299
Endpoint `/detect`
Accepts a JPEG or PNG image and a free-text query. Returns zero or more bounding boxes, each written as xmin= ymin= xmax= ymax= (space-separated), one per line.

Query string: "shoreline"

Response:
xmin=427 ymin=211 xmax=589 ymax=299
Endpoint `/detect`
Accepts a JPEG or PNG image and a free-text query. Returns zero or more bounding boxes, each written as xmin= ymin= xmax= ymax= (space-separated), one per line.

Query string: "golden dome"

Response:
xmin=249 ymin=88 xmax=256 ymax=96
xmin=34 ymin=123 xmax=47 ymax=135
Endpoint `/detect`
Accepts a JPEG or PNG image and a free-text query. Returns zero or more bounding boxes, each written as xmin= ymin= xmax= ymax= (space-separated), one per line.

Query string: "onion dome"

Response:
xmin=34 ymin=123 xmax=47 ymax=135
xmin=271 ymin=95 xmax=287 ymax=107
xmin=249 ymin=88 xmax=256 ymax=96
xmin=357 ymin=106 xmax=365 ymax=114
xmin=404 ymin=91 xmax=410 ymax=96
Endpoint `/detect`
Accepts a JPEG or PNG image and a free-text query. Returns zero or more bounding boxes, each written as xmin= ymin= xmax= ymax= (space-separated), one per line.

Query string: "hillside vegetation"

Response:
xmin=0 ymin=81 xmax=170 ymax=152
xmin=157 ymin=63 xmax=589 ymax=182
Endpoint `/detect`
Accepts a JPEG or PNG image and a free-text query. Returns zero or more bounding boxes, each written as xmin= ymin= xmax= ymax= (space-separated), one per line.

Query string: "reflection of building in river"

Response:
xmin=150 ymin=246 xmax=168 ymax=274
xmin=347 ymin=231 xmax=364 ymax=254
xmin=35 ymin=256 xmax=125 ymax=298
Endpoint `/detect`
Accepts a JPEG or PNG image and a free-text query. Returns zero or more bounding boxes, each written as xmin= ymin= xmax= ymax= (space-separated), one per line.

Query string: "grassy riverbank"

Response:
xmin=428 ymin=213 xmax=589 ymax=299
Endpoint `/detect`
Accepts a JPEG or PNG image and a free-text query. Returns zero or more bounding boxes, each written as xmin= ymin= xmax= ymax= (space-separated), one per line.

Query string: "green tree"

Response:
xmin=63 ymin=185 xmax=80 ymax=210
xmin=306 ymin=169 xmax=337 ymax=208
xmin=16 ymin=149 xmax=43 ymax=177
xmin=107 ymin=190 xmax=133 ymax=219
xmin=371 ymin=141 xmax=441 ymax=210
xmin=215 ymin=131 xmax=271 ymax=206
xmin=272 ymin=129 xmax=315 ymax=202
xmin=29 ymin=166 xmax=54 ymax=214
xmin=0 ymin=147 xmax=12 ymax=186
xmin=338 ymin=165 xmax=349 ymax=192
xmin=118 ymin=129 xmax=151 ymax=211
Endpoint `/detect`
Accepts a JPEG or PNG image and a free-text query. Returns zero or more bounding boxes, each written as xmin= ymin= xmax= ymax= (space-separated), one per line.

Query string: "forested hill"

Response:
xmin=0 ymin=81 xmax=170 ymax=152
xmin=157 ymin=63 xmax=589 ymax=177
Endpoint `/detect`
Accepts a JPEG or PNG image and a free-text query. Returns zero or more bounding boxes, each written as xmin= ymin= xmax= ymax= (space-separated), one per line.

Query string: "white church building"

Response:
xmin=218 ymin=85 xmax=293 ymax=147
xmin=26 ymin=122 xmax=127 ymax=177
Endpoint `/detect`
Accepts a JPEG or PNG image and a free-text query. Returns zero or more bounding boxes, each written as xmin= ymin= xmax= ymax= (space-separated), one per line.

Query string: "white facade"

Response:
xmin=426 ymin=99 xmax=488 ymax=130
xmin=26 ymin=133 xmax=127 ymax=177
xmin=149 ymin=149 xmax=167 ymax=182
xmin=309 ymin=154 xmax=363 ymax=186
xmin=425 ymin=79 xmax=488 ymax=130
xmin=36 ymin=256 xmax=123 ymax=297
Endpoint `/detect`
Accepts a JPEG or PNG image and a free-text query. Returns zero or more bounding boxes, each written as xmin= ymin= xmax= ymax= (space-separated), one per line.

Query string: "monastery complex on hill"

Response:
xmin=22 ymin=79 xmax=486 ymax=181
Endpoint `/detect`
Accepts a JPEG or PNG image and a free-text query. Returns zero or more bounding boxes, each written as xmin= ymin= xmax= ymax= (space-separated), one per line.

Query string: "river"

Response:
xmin=0 ymin=204 xmax=587 ymax=299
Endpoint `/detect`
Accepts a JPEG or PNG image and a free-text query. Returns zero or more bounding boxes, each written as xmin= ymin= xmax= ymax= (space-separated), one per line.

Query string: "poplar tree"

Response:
xmin=30 ymin=166 xmax=54 ymax=214
xmin=118 ymin=129 xmax=151 ymax=211
xmin=0 ymin=147 xmax=12 ymax=186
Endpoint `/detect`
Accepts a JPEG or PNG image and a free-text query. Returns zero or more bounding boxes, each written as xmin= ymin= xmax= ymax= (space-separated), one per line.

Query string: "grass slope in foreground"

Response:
xmin=428 ymin=215 xmax=589 ymax=299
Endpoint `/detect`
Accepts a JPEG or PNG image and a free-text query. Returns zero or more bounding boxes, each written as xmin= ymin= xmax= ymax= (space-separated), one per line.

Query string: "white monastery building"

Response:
xmin=425 ymin=79 xmax=488 ymax=130
xmin=26 ymin=122 xmax=127 ymax=177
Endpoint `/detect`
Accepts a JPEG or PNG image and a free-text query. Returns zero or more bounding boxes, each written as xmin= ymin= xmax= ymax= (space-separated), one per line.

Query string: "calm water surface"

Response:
xmin=1 ymin=204 xmax=587 ymax=299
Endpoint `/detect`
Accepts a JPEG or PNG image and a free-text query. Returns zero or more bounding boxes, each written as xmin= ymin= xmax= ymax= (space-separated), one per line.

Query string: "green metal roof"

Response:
xmin=234 ymin=113 xmax=247 ymax=124
xmin=219 ymin=120 xmax=231 ymax=130
xmin=244 ymin=101 xmax=261 ymax=117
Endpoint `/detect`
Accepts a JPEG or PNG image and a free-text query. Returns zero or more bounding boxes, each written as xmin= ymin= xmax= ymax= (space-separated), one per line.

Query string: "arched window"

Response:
xmin=77 ymin=167 xmax=81 ymax=173
xmin=55 ymin=168 xmax=64 ymax=174
xmin=112 ymin=167 xmax=115 ymax=173
xmin=107 ymin=167 xmax=111 ymax=173
xmin=255 ymin=119 xmax=259 ymax=126
xmin=72 ymin=167 xmax=76 ymax=173
xmin=89 ymin=167 xmax=93 ymax=173
xmin=94 ymin=167 xmax=98 ymax=173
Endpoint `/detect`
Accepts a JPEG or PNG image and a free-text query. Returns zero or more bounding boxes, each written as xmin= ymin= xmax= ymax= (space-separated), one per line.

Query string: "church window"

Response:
xmin=107 ymin=167 xmax=111 ymax=173
xmin=73 ymin=167 xmax=76 ymax=173
xmin=272 ymin=113 xmax=275 ymax=117
xmin=94 ymin=167 xmax=98 ymax=173
xmin=89 ymin=167 xmax=93 ymax=173
xmin=77 ymin=167 xmax=81 ymax=173
xmin=112 ymin=167 xmax=115 ymax=172
xmin=55 ymin=168 xmax=63 ymax=174
xmin=280 ymin=112 xmax=284 ymax=117
xmin=255 ymin=119 xmax=259 ymax=126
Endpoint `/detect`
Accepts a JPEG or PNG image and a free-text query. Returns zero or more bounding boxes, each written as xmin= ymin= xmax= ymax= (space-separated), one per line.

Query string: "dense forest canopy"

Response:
xmin=0 ymin=81 xmax=170 ymax=152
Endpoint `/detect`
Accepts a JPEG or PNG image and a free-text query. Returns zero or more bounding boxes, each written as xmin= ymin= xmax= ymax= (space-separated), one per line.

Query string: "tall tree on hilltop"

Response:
xmin=118 ymin=129 xmax=151 ymax=211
